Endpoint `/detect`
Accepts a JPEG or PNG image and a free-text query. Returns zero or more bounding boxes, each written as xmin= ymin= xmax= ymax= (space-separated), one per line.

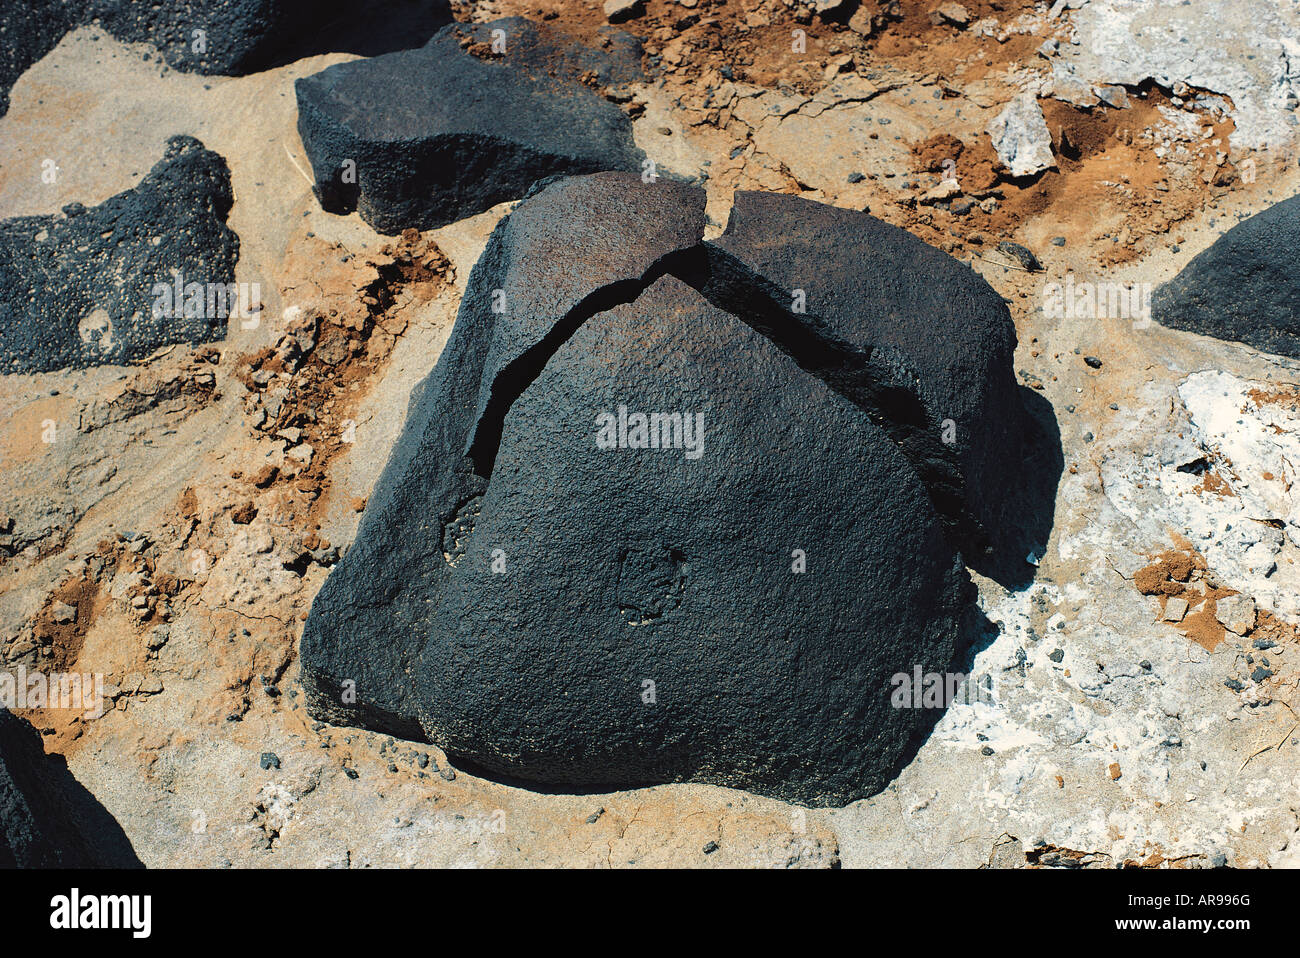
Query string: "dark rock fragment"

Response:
xmin=1152 ymin=194 xmax=1300 ymax=358
xmin=0 ymin=0 xmax=453 ymax=117
xmin=997 ymin=240 xmax=1041 ymax=271
xmin=0 ymin=709 xmax=140 ymax=868
xmin=295 ymin=17 xmax=646 ymax=233
xmin=0 ymin=0 xmax=73 ymax=117
xmin=0 ymin=135 xmax=239 ymax=374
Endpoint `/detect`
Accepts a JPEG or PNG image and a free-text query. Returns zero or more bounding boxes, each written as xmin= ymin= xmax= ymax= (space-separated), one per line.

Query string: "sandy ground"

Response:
xmin=1 ymin=2 xmax=1299 ymax=867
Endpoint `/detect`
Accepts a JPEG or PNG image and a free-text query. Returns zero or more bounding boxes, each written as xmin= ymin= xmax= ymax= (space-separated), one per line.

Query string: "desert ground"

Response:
xmin=2 ymin=0 xmax=1299 ymax=868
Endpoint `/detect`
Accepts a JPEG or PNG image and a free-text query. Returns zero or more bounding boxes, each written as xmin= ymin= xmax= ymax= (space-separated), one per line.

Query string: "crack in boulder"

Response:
xmin=300 ymin=171 xmax=1040 ymax=806
xmin=466 ymin=239 xmax=973 ymax=548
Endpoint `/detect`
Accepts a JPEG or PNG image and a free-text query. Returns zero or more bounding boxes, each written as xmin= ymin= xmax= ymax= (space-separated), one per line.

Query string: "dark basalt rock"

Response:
xmin=301 ymin=173 xmax=1031 ymax=806
xmin=1152 ymin=194 xmax=1300 ymax=358
xmin=0 ymin=709 xmax=140 ymax=868
xmin=0 ymin=0 xmax=453 ymax=117
xmin=0 ymin=135 xmax=239 ymax=375
xmin=295 ymin=17 xmax=646 ymax=234
xmin=91 ymin=0 xmax=455 ymax=75
xmin=0 ymin=0 xmax=73 ymax=117
xmin=709 ymin=191 xmax=1024 ymax=549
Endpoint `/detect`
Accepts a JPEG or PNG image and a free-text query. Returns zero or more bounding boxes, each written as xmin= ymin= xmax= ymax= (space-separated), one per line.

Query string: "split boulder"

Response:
xmin=295 ymin=17 xmax=646 ymax=233
xmin=301 ymin=173 xmax=1030 ymax=806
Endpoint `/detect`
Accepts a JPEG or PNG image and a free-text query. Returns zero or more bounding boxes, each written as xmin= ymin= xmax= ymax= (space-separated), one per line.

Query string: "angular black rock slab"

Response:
xmin=295 ymin=17 xmax=646 ymax=233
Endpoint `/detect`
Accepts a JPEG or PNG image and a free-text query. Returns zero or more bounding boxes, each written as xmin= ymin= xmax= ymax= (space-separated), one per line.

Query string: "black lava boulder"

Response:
xmin=0 ymin=135 xmax=239 ymax=375
xmin=0 ymin=709 xmax=138 ymax=868
xmin=0 ymin=0 xmax=453 ymax=117
xmin=295 ymin=17 xmax=646 ymax=233
xmin=1152 ymin=194 xmax=1300 ymax=358
xmin=90 ymin=0 xmax=454 ymax=75
xmin=301 ymin=173 xmax=1028 ymax=806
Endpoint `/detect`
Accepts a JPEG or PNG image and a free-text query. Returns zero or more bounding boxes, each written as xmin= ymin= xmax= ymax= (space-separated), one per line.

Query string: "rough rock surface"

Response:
xmin=0 ymin=709 xmax=137 ymax=868
xmin=0 ymin=0 xmax=453 ymax=116
xmin=1151 ymin=195 xmax=1300 ymax=359
xmin=986 ymin=93 xmax=1054 ymax=178
xmin=1046 ymin=0 xmax=1300 ymax=153
xmin=709 ymin=190 xmax=1027 ymax=552
xmin=300 ymin=172 xmax=1033 ymax=806
xmin=295 ymin=17 xmax=646 ymax=233
xmin=0 ymin=1 xmax=73 ymax=117
xmin=0 ymin=135 xmax=239 ymax=374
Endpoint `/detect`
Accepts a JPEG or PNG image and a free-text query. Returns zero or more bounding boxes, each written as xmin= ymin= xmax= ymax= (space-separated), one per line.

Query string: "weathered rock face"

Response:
xmin=1152 ymin=195 xmax=1300 ymax=359
xmin=1044 ymin=0 xmax=1300 ymax=154
xmin=295 ymin=17 xmax=646 ymax=234
xmin=0 ymin=0 xmax=453 ymax=116
xmin=301 ymin=173 xmax=1029 ymax=806
xmin=986 ymin=93 xmax=1054 ymax=178
xmin=0 ymin=135 xmax=239 ymax=375
xmin=0 ymin=709 xmax=138 ymax=868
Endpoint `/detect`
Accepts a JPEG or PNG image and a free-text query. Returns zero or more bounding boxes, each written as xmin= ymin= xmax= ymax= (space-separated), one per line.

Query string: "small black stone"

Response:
xmin=1048 ymin=648 xmax=1065 ymax=663
xmin=702 ymin=841 xmax=719 ymax=854
xmin=1084 ymin=356 xmax=1103 ymax=369
xmin=997 ymin=240 xmax=1041 ymax=271
xmin=259 ymin=752 xmax=281 ymax=771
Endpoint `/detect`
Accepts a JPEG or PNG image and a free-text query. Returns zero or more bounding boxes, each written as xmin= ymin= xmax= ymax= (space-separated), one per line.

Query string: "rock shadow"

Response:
xmin=967 ymin=386 xmax=1064 ymax=591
